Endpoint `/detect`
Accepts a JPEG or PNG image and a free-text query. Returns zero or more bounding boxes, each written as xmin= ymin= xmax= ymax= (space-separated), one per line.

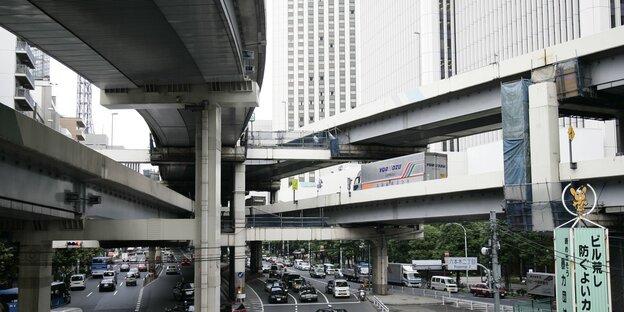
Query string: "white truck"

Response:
xmin=353 ymin=152 xmax=447 ymax=190
xmin=387 ymin=263 xmax=422 ymax=287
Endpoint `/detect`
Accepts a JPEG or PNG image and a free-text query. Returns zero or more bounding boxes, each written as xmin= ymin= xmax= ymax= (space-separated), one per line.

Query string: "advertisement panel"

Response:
xmin=573 ymin=228 xmax=610 ymax=311
xmin=555 ymin=228 xmax=574 ymax=311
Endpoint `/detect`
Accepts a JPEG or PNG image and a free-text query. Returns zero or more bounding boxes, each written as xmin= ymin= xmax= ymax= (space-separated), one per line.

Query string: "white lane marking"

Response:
xmin=264 ymin=301 xmax=363 ymax=307
xmin=113 ymin=290 xmax=118 ymax=296
xmin=120 ymin=282 xmax=124 ymax=286
xmin=134 ymin=286 xmax=145 ymax=312
xmin=317 ymin=289 xmax=329 ymax=303
xmin=86 ymin=292 xmax=93 ymax=298
xmin=288 ymin=293 xmax=298 ymax=305
xmin=245 ymin=281 xmax=265 ymax=312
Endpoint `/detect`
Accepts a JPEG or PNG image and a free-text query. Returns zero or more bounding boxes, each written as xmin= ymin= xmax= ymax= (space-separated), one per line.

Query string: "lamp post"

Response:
xmin=110 ymin=112 xmax=118 ymax=147
xmin=447 ymin=222 xmax=468 ymax=287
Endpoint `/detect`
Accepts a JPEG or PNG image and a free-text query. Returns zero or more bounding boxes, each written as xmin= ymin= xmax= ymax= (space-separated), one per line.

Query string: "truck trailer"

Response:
xmin=387 ymin=263 xmax=422 ymax=287
xmin=353 ymin=152 xmax=447 ymax=190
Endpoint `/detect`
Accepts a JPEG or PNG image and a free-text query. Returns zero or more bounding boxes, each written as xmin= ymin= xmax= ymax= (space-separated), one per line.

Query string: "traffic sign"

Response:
xmin=445 ymin=257 xmax=477 ymax=270
xmin=568 ymin=126 xmax=575 ymax=141
xmin=237 ymin=272 xmax=244 ymax=279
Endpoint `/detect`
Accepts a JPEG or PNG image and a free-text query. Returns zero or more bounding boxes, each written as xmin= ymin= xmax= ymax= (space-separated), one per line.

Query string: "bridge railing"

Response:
xmin=244 ymin=130 xmax=332 ymax=149
xmin=246 ymin=214 xmax=327 ymax=228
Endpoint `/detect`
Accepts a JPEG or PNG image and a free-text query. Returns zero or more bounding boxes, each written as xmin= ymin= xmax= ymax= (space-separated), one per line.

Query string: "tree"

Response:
xmin=0 ymin=240 xmax=17 ymax=289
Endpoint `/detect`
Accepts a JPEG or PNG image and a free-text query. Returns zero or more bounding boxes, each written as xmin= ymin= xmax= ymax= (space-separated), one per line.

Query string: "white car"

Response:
xmin=332 ymin=279 xmax=351 ymax=298
xmin=69 ymin=274 xmax=86 ymax=290
xmin=165 ymin=265 xmax=179 ymax=275
xmin=299 ymin=262 xmax=310 ymax=270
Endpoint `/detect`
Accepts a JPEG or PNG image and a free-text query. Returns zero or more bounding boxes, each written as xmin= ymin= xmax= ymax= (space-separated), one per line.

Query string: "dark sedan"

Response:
xmin=98 ymin=279 xmax=116 ymax=292
xmin=298 ymin=286 xmax=318 ymax=302
xmin=268 ymin=287 xmax=288 ymax=303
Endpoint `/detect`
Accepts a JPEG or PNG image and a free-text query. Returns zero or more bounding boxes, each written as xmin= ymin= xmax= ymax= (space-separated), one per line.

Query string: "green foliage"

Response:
xmin=53 ymin=248 xmax=105 ymax=282
xmin=0 ymin=240 xmax=18 ymax=289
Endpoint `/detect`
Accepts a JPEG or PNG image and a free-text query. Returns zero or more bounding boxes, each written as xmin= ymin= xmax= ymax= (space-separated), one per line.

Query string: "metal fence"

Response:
xmin=387 ymin=285 xmax=514 ymax=312
xmin=246 ymin=214 xmax=327 ymax=228
xmin=372 ymin=295 xmax=390 ymax=312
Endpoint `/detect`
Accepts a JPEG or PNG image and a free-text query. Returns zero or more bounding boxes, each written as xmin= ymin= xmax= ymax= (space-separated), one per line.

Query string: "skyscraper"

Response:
xmin=271 ymin=0 xmax=357 ymax=131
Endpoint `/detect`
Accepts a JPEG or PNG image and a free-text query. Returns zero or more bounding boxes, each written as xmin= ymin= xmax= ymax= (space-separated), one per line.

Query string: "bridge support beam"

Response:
xmin=194 ymin=104 xmax=222 ymax=312
xmin=148 ymin=246 xmax=156 ymax=273
xmin=528 ymin=81 xmax=560 ymax=231
xmin=232 ymin=163 xmax=246 ymax=300
xmin=370 ymin=237 xmax=388 ymax=295
xmin=18 ymin=240 xmax=54 ymax=312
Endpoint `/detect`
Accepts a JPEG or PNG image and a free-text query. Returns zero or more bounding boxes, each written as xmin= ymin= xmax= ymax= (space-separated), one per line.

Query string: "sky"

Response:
xmin=48 ymin=6 xmax=273 ymax=150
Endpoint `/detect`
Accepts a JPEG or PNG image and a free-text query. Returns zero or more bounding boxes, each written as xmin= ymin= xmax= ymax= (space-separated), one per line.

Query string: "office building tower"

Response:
xmin=271 ymin=0 xmax=357 ymax=131
xmin=31 ymin=46 xmax=50 ymax=80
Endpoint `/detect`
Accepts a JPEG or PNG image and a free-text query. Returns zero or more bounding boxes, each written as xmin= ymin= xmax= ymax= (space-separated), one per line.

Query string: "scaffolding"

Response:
xmin=76 ymin=75 xmax=93 ymax=134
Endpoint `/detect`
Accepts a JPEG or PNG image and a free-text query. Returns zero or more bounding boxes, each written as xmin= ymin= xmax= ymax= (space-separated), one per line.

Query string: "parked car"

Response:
xmin=69 ymin=274 xmax=86 ymax=290
xmin=173 ymin=282 xmax=195 ymax=301
xmin=298 ymin=286 xmax=318 ymax=302
xmin=469 ymin=283 xmax=507 ymax=298
xmin=268 ymin=287 xmax=288 ymax=303
xmin=126 ymin=272 xmax=139 ymax=286
xmin=99 ymin=278 xmax=116 ymax=292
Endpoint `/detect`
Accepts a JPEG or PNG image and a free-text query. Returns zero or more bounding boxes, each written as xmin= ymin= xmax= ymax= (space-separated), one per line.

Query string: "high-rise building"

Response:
xmin=271 ymin=0 xmax=357 ymax=131
xmin=31 ymin=46 xmax=50 ymax=80
xmin=0 ymin=28 xmax=36 ymax=115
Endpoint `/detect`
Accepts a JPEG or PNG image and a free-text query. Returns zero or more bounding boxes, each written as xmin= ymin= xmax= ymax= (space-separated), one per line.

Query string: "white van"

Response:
xmin=430 ymin=276 xmax=458 ymax=293
xmin=69 ymin=274 xmax=86 ymax=290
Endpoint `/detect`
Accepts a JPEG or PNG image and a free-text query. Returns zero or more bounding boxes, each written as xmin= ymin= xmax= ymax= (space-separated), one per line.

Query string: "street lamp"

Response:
xmin=447 ymin=222 xmax=468 ymax=287
xmin=110 ymin=112 xmax=118 ymax=147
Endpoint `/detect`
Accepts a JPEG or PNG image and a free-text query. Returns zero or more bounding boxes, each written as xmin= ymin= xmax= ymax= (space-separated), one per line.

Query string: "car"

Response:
xmin=325 ymin=280 xmax=335 ymax=294
xmin=98 ymin=278 xmax=116 ymax=292
xmin=264 ymin=278 xmax=279 ymax=292
xmin=334 ymin=269 xmax=344 ymax=279
xmin=130 ymin=255 xmax=138 ymax=262
xmin=289 ymin=278 xmax=305 ymax=292
xmin=173 ymin=282 xmax=194 ymax=301
xmin=298 ymin=286 xmax=318 ymax=302
xmin=129 ymin=267 xmax=140 ymax=277
xmin=181 ymin=258 xmax=191 ymax=266
xmin=299 ymin=262 xmax=311 ymax=271
xmin=137 ymin=263 xmax=147 ymax=272
xmin=120 ymin=263 xmax=130 ymax=272
xmin=166 ymin=265 xmax=179 ymax=275
xmin=69 ymin=274 xmax=86 ymax=290
xmin=310 ymin=267 xmax=326 ymax=278
xmin=126 ymin=272 xmax=138 ymax=286
xmin=331 ymin=279 xmax=350 ymax=298
xmin=314 ymin=306 xmax=348 ymax=312
xmin=268 ymin=287 xmax=288 ymax=303
xmin=269 ymin=265 xmax=280 ymax=278
xmin=469 ymin=283 xmax=507 ymax=298
xmin=102 ymin=270 xmax=117 ymax=285
xmin=262 ymin=262 xmax=271 ymax=273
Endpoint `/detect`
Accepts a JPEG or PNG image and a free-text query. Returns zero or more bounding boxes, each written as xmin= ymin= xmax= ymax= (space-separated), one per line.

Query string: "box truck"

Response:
xmin=353 ymin=152 xmax=447 ymax=190
xmin=387 ymin=263 xmax=422 ymax=287
xmin=342 ymin=264 xmax=370 ymax=282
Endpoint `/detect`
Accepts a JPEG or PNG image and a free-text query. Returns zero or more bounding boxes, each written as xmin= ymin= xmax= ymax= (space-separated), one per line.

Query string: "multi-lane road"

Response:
xmin=66 ymin=248 xmax=194 ymax=312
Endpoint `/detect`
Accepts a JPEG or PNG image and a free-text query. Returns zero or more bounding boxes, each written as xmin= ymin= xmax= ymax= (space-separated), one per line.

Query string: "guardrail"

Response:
xmin=371 ymin=295 xmax=389 ymax=312
xmin=441 ymin=296 xmax=513 ymax=311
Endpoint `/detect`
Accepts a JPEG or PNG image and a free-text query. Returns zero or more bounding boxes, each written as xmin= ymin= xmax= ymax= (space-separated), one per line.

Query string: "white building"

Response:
xmin=0 ymin=28 xmax=36 ymax=115
xmin=270 ymin=0 xmax=357 ymax=131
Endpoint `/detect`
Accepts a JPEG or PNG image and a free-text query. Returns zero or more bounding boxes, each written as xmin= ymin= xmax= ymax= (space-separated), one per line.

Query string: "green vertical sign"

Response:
xmin=573 ymin=228 xmax=611 ymax=312
xmin=555 ymin=228 xmax=574 ymax=311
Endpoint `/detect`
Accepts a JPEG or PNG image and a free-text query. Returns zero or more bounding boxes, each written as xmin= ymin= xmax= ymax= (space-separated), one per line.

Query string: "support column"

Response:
xmin=528 ymin=81 xmax=560 ymax=231
xmin=154 ymin=247 xmax=162 ymax=267
xmin=18 ymin=241 xmax=54 ymax=312
xmin=194 ymin=104 xmax=222 ymax=312
xmin=233 ymin=162 xmax=246 ymax=301
xmin=370 ymin=237 xmax=388 ymax=295
xmin=148 ymin=246 xmax=156 ymax=273
xmin=616 ymin=119 xmax=624 ymax=155
xmin=249 ymin=241 xmax=262 ymax=273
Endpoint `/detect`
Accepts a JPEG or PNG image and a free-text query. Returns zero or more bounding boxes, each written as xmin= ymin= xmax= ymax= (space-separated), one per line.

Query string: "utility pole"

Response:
xmin=490 ymin=211 xmax=501 ymax=312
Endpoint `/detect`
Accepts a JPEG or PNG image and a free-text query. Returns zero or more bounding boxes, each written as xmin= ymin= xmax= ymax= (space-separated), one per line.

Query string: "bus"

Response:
xmin=0 ymin=282 xmax=71 ymax=312
xmin=91 ymin=256 xmax=113 ymax=278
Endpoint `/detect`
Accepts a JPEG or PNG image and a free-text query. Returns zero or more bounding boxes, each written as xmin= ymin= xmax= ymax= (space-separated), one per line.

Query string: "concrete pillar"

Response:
xmin=228 ymin=246 xmax=236 ymax=301
xmin=154 ymin=247 xmax=161 ymax=266
xmin=249 ymin=241 xmax=262 ymax=273
xmin=370 ymin=237 xmax=388 ymax=295
xmin=148 ymin=246 xmax=156 ymax=273
xmin=194 ymin=104 xmax=222 ymax=312
xmin=233 ymin=163 xmax=246 ymax=301
xmin=18 ymin=241 xmax=53 ymax=312
xmin=616 ymin=119 xmax=624 ymax=155
xmin=528 ymin=81 xmax=560 ymax=231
